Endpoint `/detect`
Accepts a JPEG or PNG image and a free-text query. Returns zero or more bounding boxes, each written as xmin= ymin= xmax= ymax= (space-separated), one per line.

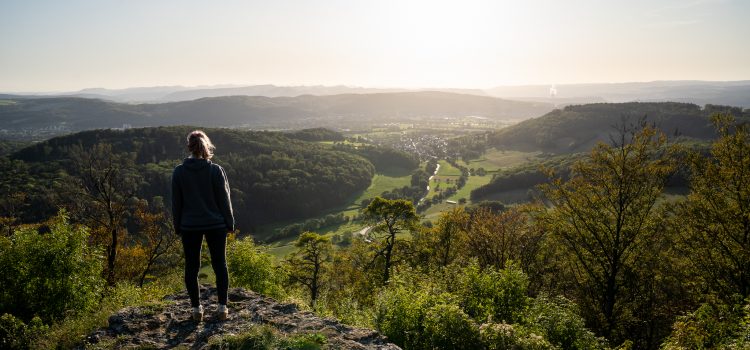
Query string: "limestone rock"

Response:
xmin=79 ymin=286 xmax=400 ymax=349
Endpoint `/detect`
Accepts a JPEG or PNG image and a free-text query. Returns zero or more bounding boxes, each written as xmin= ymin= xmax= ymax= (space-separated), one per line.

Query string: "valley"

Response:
xmin=2 ymin=93 xmax=749 ymax=349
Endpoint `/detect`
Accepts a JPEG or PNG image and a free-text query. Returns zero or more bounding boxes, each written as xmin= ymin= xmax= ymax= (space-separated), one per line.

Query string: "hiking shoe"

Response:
xmin=192 ymin=305 xmax=203 ymax=322
xmin=216 ymin=304 xmax=228 ymax=321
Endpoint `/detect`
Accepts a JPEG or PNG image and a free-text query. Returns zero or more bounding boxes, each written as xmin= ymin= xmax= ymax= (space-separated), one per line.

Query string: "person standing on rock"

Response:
xmin=171 ymin=130 xmax=234 ymax=322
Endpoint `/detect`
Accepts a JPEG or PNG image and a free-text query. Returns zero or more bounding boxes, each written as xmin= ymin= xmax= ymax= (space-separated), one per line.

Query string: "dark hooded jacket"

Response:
xmin=171 ymin=158 xmax=235 ymax=234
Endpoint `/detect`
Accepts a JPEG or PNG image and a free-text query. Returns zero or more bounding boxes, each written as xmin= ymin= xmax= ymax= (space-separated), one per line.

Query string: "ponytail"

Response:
xmin=187 ymin=130 xmax=215 ymax=160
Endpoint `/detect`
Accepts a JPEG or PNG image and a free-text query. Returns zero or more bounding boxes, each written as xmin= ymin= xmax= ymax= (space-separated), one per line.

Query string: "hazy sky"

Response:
xmin=1 ymin=0 xmax=749 ymax=92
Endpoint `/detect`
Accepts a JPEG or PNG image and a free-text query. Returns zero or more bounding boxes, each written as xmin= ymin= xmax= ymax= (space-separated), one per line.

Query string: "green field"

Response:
xmin=465 ymin=148 xmax=541 ymax=172
xmin=353 ymin=170 xmax=412 ymax=204
xmin=0 ymin=100 xmax=16 ymax=106
xmin=422 ymin=174 xmax=492 ymax=220
xmin=437 ymin=159 xmax=462 ymax=175
xmin=450 ymin=174 xmax=493 ymax=201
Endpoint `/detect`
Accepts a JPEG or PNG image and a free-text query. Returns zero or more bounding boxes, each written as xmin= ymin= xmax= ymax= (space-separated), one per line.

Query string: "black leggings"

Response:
xmin=181 ymin=229 xmax=229 ymax=307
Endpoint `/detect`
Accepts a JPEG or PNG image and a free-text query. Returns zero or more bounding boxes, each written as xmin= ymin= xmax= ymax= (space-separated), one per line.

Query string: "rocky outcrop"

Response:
xmin=81 ymin=286 xmax=400 ymax=349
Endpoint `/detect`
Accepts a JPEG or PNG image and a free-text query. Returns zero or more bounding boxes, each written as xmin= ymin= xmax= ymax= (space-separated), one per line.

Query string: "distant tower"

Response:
xmin=549 ymin=84 xmax=557 ymax=98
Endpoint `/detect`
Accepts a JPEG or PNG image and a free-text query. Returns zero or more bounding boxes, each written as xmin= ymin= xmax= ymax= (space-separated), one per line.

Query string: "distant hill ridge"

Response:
xmin=3 ymin=81 xmax=749 ymax=107
xmin=0 ymin=92 xmax=554 ymax=140
xmin=490 ymin=102 xmax=750 ymax=153
xmin=486 ymin=80 xmax=750 ymax=108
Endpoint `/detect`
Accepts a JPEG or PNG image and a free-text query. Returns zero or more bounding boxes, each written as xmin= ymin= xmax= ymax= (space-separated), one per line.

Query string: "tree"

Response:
xmin=0 ymin=157 xmax=52 ymax=236
xmin=466 ymin=207 xmax=542 ymax=272
xmin=677 ymin=113 xmax=750 ymax=300
xmin=363 ymin=197 xmax=419 ymax=285
xmin=432 ymin=207 xmax=470 ymax=267
xmin=0 ymin=192 xmax=26 ymax=237
xmin=64 ymin=143 xmax=138 ymax=286
xmin=132 ymin=198 xmax=180 ymax=287
xmin=539 ymin=124 xmax=677 ymax=339
xmin=285 ymin=232 xmax=332 ymax=307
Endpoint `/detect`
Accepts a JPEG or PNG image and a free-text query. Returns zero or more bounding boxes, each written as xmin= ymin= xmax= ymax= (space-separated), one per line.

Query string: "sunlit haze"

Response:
xmin=1 ymin=0 xmax=749 ymax=92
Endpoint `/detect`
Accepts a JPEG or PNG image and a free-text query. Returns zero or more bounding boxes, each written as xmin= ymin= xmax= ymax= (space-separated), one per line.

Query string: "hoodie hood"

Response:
xmin=183 ymin=157 xmax=211 ymax=171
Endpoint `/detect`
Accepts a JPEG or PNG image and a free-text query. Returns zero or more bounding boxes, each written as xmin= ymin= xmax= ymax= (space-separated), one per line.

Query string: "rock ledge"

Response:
xmin=81 ymin=286 xmax=400 ymax=349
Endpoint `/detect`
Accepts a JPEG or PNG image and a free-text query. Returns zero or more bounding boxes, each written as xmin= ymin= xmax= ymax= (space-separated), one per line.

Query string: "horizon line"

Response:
xmin=4 ymin=78 xmax=750 ymax=95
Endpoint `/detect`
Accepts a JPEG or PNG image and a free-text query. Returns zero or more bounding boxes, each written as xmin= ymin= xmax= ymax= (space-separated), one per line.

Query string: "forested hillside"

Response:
xmin=490 ymin=102 xmax=749 ymax=153
xmin=7 ymin=126 xmax=376 ymax=229
xmin=468 ymin=102 xmax=750 ymax=203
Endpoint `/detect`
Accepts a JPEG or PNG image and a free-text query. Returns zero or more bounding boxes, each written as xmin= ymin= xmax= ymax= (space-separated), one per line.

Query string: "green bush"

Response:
xmin=479 ymin=322 xmax=554 ymax=350
xmin=227 ymin=238 xmax=286 ymax=298
xmin=457 ymin=262 xmax=529 ymax=323
xmin=374 ymin=264 xmax=606 ymax=350
xmin=525 ymin=295 xmax=605 ymax=350
xmin=422 ymin=303 xmax=481 ymax=350
xmin=662 ymin=297 xmax=749 ymax=350
xmin=375 ymin=275 xmax=481 ymax=350
xmin=0 ymin=313 xmax=48 ymax=350
xmin=375 ymin=284 xmax=432 ymax=348
xmin=0 ymin=212 xmax=104 ymax=324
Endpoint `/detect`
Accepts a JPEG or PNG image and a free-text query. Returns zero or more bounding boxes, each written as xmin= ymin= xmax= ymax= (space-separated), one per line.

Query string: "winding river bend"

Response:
xmin=418 ymin=162 xmax=440 ymax=204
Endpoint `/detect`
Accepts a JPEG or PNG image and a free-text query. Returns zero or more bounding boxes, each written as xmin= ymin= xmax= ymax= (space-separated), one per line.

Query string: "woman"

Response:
xmin=171 ymin=130 xmax=234 ymax=322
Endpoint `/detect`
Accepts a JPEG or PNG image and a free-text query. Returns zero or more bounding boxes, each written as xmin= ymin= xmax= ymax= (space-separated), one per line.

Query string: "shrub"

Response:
xmin=227 ymin=238 xmax=286 ymax=298
xmin=0 ymin=314 xmax=48 ymax=350
xmin=375 ymin=285 xmax=431 ymax=348
xmin=662 ymin=297 xmax=749 ymax=350
xmin=525 ymin=295 xmax=605 ymax=350
xmin=479 ymin=322 xmax=554 ymax=350
xmin=457 ymin=262 xmax=529 ymax=323
xmin=375 ymin=275 xmax=479 ymax=350
xmin=0 ymin=212 xmax=104 ymax=324
xmin=422 ymin=303 xmax=481 ymax=349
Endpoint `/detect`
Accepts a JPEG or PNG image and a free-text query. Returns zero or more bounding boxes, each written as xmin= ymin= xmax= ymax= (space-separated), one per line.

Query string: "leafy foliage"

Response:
xmin=374 ymin=263 xmax=602 ymax=350
xmin=227 ymin=238 xmax=286 ymax=298
xmin=458 ymin=262 xmax=529 ymax=324
xmin=479 ymin=322 xmax=554 ymax=350
xmin=0 ymin=212 xmax=105 ymax=324
xmin=675 ymin=113 xmax=750 ymax=300
xmin=525 ymin=295 xmax=604 ymax=350
xmin=538 ymin=124 xmax=678 ymax=340
xmin=375 ymin=278 xmax=463 ymax=350
xmin=662 ymin=297 xmax=750 ymax=350
xmin=0 ymin=314 xmax=48 ymax=350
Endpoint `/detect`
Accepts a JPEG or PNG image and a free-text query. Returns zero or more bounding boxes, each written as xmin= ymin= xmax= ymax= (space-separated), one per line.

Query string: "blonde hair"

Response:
xmin=187 ymin=130 xmax=215 ymax=160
